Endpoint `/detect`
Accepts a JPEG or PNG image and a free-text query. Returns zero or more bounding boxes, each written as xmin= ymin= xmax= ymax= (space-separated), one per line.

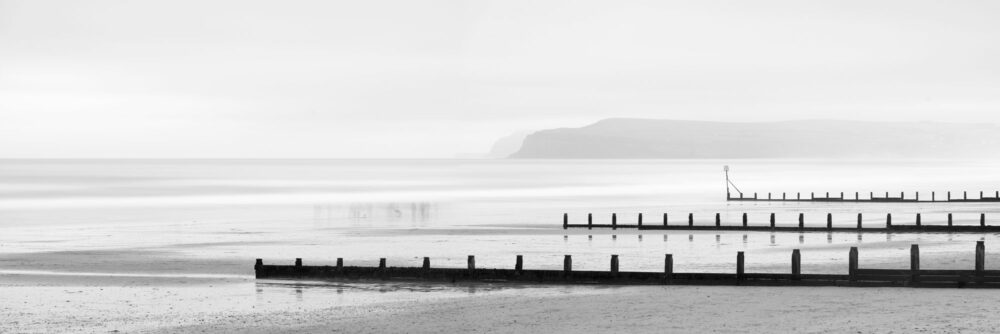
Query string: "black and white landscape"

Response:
xmin=2 ymin=1 xmax=1000 ymax=333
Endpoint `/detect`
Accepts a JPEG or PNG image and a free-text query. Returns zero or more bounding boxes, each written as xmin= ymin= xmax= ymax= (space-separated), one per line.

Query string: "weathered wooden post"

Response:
xmin=849 ymin=247 xmax=858 ymax=282
xmin=743 ymin=213 xmax=748 ymax=227
xmin=886 ymin=213 xmax=892 ymax=228
xmin=981 ymin=213 xmax=987 ymax=227
xmin=964 ymin=191 xmax=968 ymax=200
xmin=948 ymin=191 xmax=951 ymax=201
xmin=737 ymin=251 xmax=745 ymax=281
xmin=811 ymin=192 xmax=815 ymax=199
xmin=422 ymin=257 xmax=430 ymax=270
xmin=798 ymin=213 xmax=804 ymax=229
xmin=916 ymin=192 xmax=919 ymax=201
xmin=770 ymin=213 xmax=776 ymax=229
xmin=638 ymin=213 xmax=643 ymax=227
xmin=916 ymin=213 xmax=921 ymax=227
xmin=827 ymin=213 xmax=832 ymax=229
xmin=467 ymin=255 xmax=476 ymax=279
xmin=754 ymin=192 xmax=757 ymax=199
xmin=664 ymin=254 xmax=673 ymax=282
xmin=900 ymin=191 xmax=904 ymax=199
xmin=688 ymin=213 xmax=694 ymax=227
xmin=254 ymin=258 xmax=263 ymax=271
xmin=783 ymin=192 xmax=786 ymax=200
xmin=588 ymin=213 xmax=593 ymax=230
xmin=870 ymin=191 xmax=874 ymax=200
xmin=857 ymin=213 xmax=863 ymax=229
xmin=910 ymin=245 xmax=920 ymax=283
xmin=663 ymin=213 xmax=668 ymax=226
xmin=948 ymin=213 xmax=953 ymax=227
xmin=932 ymin=191 xmax=935 ymax=201
xmin=612 ymin=213 xmax=617 ymax=230
xmin=976 ymin=241 xmax=985 ymax=273
xmin=981 ymin=191 xmax=985 ymax=199
xmin=610 ymin=255 xmax=620 ymax=277
xmin=856 ymin=192 xmax=859 ymax=200
xmin=768 ymin=193 xmax=772 ymax=200
xmin=791 ymin=249 xmax=801 ymax=280
xmin=379 ymin=258 xmax=386 ymax=271
xmin=715 ymin=213 xmax=721 ymax=228
xmin=563 ymin=255 xmax=572 ymax=277
xmin=515 ymin=255 xmax=523 ymax=274
xmin=797 ymin=192 xmax=801 ymax=200
xmin=336 ymin=258 xmax=344 ymax=271
xmin=840 ymin=192 xmax=844 ymax=199
xmin=563 ymin=213 xmax=568 ymax=229
xmin=826 ymin=192 xmax=829 ymax=198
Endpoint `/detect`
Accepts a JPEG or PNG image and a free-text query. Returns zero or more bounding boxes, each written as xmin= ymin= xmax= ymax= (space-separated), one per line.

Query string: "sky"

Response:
xmin=1 ymin=0 xmax=999 ymax=158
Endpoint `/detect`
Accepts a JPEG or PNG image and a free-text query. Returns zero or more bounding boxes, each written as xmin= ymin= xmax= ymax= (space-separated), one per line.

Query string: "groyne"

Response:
xmin=255 ymin=241 xmax=1000 ymax=288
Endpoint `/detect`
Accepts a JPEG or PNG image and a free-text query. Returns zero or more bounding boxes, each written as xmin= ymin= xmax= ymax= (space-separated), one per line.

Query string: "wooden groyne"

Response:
xmin=726 ymin=191 xmax=1000 ymax=203
xmin=255 ymin=241 xmax=1000 ymax=288
xmin=561 ymin=212 xmax=999 ymax=233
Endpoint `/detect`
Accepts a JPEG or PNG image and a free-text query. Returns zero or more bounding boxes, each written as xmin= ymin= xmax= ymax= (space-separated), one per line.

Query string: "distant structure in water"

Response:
xmin=723 ymin=166 xmax=1000 ymax=203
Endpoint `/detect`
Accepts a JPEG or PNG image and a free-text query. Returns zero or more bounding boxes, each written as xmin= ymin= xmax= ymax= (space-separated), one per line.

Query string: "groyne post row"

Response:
xmin=255 ymin=241 xmax=1000 ymax=288
xmin=727 ymin=191 xmax=1000 ymax=203
xmin=563 ymin=213 xmax=996 ymax=233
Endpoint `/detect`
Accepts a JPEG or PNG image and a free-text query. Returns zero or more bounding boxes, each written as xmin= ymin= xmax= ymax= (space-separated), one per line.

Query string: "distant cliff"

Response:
xmin=509 ymin=119 xmax=1000 ymax=159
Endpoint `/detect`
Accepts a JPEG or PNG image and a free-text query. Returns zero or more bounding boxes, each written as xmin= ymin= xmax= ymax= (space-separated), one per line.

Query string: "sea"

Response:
xmin=2 ymin=159 xmax=1000 ymax=331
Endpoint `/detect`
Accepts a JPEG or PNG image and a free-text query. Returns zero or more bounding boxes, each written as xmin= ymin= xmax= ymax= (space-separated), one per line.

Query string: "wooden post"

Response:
xmin=610 ymin=255 xmax=620 ymax=277
xmin=981 ymin=191 xmax=985 ymax=199
xmin=768 ymin=193 xmax=772 ymax=200
xmin=715 ymin=213 xmax=721 ymax=227
xmin=826 ymin=192 xmax=829 ymax=198
xmin=827 ymin=213 xmax=832 ymax=229
xmin=932 ymin=191 xmax=935 ymax=201
xmin=857 ymin=213 xmax=863 ymax=229
xmin=948 ymin=213 xmax=953 ymax=227
xmin=379 ymin=258 xmax=386 ymax=270
xmin=964 ymin=191 xmax=968 ymax=200
xmin=811 ymin=192 xmax=815 ymax=199
xmin=948 ymin=191 xmax=951 ymax=201
xmin=337 ymin=258 xmax=344 ymax=270
xmin=663 ymin=213 xmax=668 ymax=226
xmin=754 ymin=192 xmax=757 ymax=199
xmin=910 ymin=245 xmax=919 ymax=283
xmin=612 ymin=213 xmax=617 ymax=230
xmin=783 ymin=192 xmax=786 ymax=200
xmin=563 ymin=255 xmax=572 ymax=277
xmin=916 ymin=192 xmax=919 ymax=201
xmin=856 ymin=192 xmax=859 ymax=200
xmin=849 ymin=247 xmax=858 ymax=282
xmin=563 ymin=213 xmax=568 ymax=229
xmin=688 ymin=213 xmax=694 ymax=227
xmin=976 ymin=241 xmax=985 ymax=273
xmin=916 ymin=213 xmax=921 ymax=227
xmin=588 ymin=213 xmax=593 ymax=230
xmin=886 ymin=213 xmax=892 ymax=228
xmin=982 ymin=213 xmax=987 ymax=227
xmin=664 ymin=254 xmax=673 ymax=282
xmin=737 ymin=251 xmax=745 ymax=281
xmin=770 ymin=213 xmax=775 ymax=229
xmin=798 ymin=213 xmax=804 ymax=229
xmin=422 ymin=257 xmax=430 ymax=270
xmin=840 ymin=192 xmax=844 ymax=199
xmin=254 ymin=259 xmax=263 ymax=271
xmin=791 ymin=249 xmax=801 ymax=280
xmin=742 ymin=213 xmax=748 ymax=227
xmin=515 ymin=255 xmax=523 ymax=274
xmin=638 ymin=213 xmax=643 ymax=227
xmin=295 ymin=258 xmax=302 ymax=267
xmin=797 ymin=192 xmax=801 ymax=200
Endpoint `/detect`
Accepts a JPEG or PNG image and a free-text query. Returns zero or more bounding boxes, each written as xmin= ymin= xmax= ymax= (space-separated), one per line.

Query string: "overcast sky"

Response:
xmin=1 ymin=0 xmax=999 ymax=158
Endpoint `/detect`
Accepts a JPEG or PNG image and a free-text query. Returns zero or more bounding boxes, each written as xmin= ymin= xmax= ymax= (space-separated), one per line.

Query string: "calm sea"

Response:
xmin=2 ymin=159 xmax=1000 ymax=275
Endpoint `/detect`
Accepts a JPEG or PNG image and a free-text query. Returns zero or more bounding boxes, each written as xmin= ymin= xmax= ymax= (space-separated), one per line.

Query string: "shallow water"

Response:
xmin=2 ymin=159 xmax=1000 ymax=331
